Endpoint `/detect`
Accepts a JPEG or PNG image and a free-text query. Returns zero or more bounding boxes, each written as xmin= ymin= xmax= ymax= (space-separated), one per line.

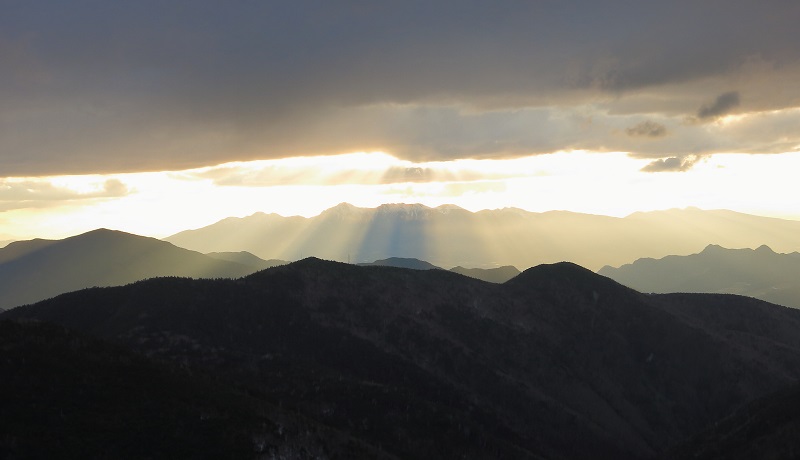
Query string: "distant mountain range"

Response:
xmin=450 ymin=265 xmax=521 ymax=283
xmin=205 ymin=251 xmax=287 ymax=270
xmin=358 ymin=256 xmax=441 ymax=270
xmin=599 ymin=245 xmax=800 ymax=309
xmin=165 ymin=203 xmax=800 ymax=270
xmin=0 ymin=229 xmax=276 ymax=310
xmin=359 ymin=257 xmax=521 ymax=283
xmin=5 ymin=259 xmax=800 ymax=458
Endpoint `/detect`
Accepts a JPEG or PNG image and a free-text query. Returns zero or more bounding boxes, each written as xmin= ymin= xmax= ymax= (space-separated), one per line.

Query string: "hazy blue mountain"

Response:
xmin=450 ymin=265 xmax=521 ymax=283
xmin=7 ymin=259 xmax=800 ymax=458
xmin=360 ymin=257 xmax=522 ymax=283
xmin=206 ymin=251 xmax=287 ymax=270
xmin=358 ymin=257 xmax=441 ymax=270
xmin=0 ymin=237 xmax=57 ymax=264
xmin=165 ymin=203 xmax=800 ymax=270
xmin=0 ymin=229 xmax=259 ymax=310
xmin=599 ymin=244 xmax=800 ymax=309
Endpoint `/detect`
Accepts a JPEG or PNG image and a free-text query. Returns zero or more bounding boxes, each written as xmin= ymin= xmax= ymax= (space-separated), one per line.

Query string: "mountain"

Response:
xmin=0 ymin=229 xmax=260 ymax=310
xmin=599 ymin=244 xmax=800 ymax=309
xmin=205 ymin=251 xmax=287 ymax=270
xmin=0 ymin=319 xmax=391 ymax=459
xmin=358 ymin=257 xmax=521 ymax=284
xmin=0 ymin=233 xmax=16 ymax=249
xmin=164 ymin=204 xmax=800 ymax=270
xmin=669 ymin=381 xmax=800 ymax=460
xmin=358 ymin=257 xmax=441 ymax=270
xmin=6 ymin=259 xmax=800 ymax=458
xmin=450 ymin=265 xmax=520 ymax=283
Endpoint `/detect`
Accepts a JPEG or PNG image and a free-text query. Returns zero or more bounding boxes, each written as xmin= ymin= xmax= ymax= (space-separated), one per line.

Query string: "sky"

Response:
xmin=2 ymin=1 xmax=799 ymax=240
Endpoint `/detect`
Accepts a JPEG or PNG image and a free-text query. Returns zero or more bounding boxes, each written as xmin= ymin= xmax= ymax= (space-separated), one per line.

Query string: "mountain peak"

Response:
xmin=755 ymin=244 xmax=775 ymax=254
xmin=375 ymin=202 xmax=430 ymax=212
xmin=701 ymin=244 xmax=726 ymax=254
xmin=434 ymin=204 xmax=466 ymax=214
xmin=358 ymin=257 xmax=441 ymax=270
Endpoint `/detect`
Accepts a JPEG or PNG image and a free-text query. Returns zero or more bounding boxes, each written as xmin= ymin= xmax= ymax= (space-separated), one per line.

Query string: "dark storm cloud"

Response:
xmin=697 ymin=92 xmax=741 ymax=120
xmin=2 ymin=1 xmax=800 ymax=176
xmin=626 ymin=121 xmax=667 ymax=138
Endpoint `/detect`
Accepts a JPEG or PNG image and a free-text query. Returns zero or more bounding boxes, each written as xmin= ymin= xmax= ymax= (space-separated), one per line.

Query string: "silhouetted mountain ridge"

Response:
xmin=165 ymin=203 xmax=800 ymax=270
xmin=6 ymin=258 xmax=800 ymax=458
xmin=0 ymin=228 xmax=262 ymax=310
xmin=599 ymin=244 xmax=800 ymax=309
xmin=358 ymin=257 xmax=441 ymax=270
xmin=450 ymin=265 xmax=520 ymax=283
xmin=205 ymin=251 xmax=287 ymax=270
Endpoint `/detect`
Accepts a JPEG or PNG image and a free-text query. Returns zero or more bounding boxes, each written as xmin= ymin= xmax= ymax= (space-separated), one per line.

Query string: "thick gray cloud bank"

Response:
xmin=2 ymin=1 xmax=800 ymax=176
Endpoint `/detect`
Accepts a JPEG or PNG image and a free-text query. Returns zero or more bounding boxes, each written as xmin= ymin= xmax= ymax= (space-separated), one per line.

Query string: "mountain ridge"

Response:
xmin=6 ymin=258 xmax=800 ymax=458
xmin=599 ymin=244 xmax=800 ymax=309
xmin=165 ymin=203 xmax=800 ymax=270
xmin=0 ymin=228 xmax=262 ymax=310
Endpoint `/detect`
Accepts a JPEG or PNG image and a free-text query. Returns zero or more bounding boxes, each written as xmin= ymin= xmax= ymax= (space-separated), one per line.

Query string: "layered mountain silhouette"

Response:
xmin=0 ymin=229 xmax=264 ymax=310
xmin=359 ymin=257 xmax=521 ymax=283
xmin=450 ymin=265 xmax=521 ymax=283
xmin=599 ymin=245 xmax=800 ymax=309
xmin=205 ymin=251 xmax=287 ymax=271
xmin=358 ymin=257 xmax=441 ymax=270
xmin=6 ymin=259 xmax=800 ymax=458
xmin=164 ymin=203 xmax=800 ymax=270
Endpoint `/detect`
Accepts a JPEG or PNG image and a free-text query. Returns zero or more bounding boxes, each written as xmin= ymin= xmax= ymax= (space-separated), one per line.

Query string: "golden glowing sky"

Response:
xmin=3 ymin=150 xmax=799 ymax=240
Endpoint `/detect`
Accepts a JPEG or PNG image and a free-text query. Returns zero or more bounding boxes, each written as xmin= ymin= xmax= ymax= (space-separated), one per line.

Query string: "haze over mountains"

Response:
xmin=0 ymin=229 xmax=276 ymax=310
xmin=600 ymin=245 xmax=800 ymax=309
xmin=358 ymin=256 xmax=522 ymax=283
xmin=4 ymin=259 xmax=800 ymax=458
xmin=165 ymin=203 xmax=800 ymax=270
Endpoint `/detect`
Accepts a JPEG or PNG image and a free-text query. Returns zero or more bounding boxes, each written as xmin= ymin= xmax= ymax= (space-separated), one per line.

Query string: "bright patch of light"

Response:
xmin=1 ymin=150 xmax=799 ymax=240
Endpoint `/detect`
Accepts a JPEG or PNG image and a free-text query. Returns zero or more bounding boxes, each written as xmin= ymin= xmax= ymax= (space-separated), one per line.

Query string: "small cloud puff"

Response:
xmin=640 ymin=155 xmax=704 ymax=173
xmin=626 ymin=121 xmax=667 ymax=138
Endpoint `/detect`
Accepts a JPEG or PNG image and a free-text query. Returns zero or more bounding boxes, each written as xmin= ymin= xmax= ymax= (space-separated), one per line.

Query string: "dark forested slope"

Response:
xmin=5 ymin=259 xmax=800 ymax=459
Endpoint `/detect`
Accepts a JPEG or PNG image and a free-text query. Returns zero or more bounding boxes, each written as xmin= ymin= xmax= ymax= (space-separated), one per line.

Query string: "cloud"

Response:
xmin=1 ymin=2 xmax=800 ymax=175
xmin=626 ymin=121 xmax=667 ymax=138
xmin=640 ymin=156 xmax=704 ymax=173
xmin=0 ymin=178 xmax=131 ymax=211
xmin=697 ymin=91 xmax=741 ymax=120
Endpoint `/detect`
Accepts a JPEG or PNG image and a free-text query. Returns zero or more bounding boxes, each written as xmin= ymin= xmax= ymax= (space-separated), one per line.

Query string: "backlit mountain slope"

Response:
xmin=0 ymin=229 xmax=257 ymax=310
xmin=599 ymin=244 xmax=800 ymax=309
xmin=165 ymin=204 xmax=800 ymax=270
xmin=6 ymin=259 xmax=800 ymax=458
